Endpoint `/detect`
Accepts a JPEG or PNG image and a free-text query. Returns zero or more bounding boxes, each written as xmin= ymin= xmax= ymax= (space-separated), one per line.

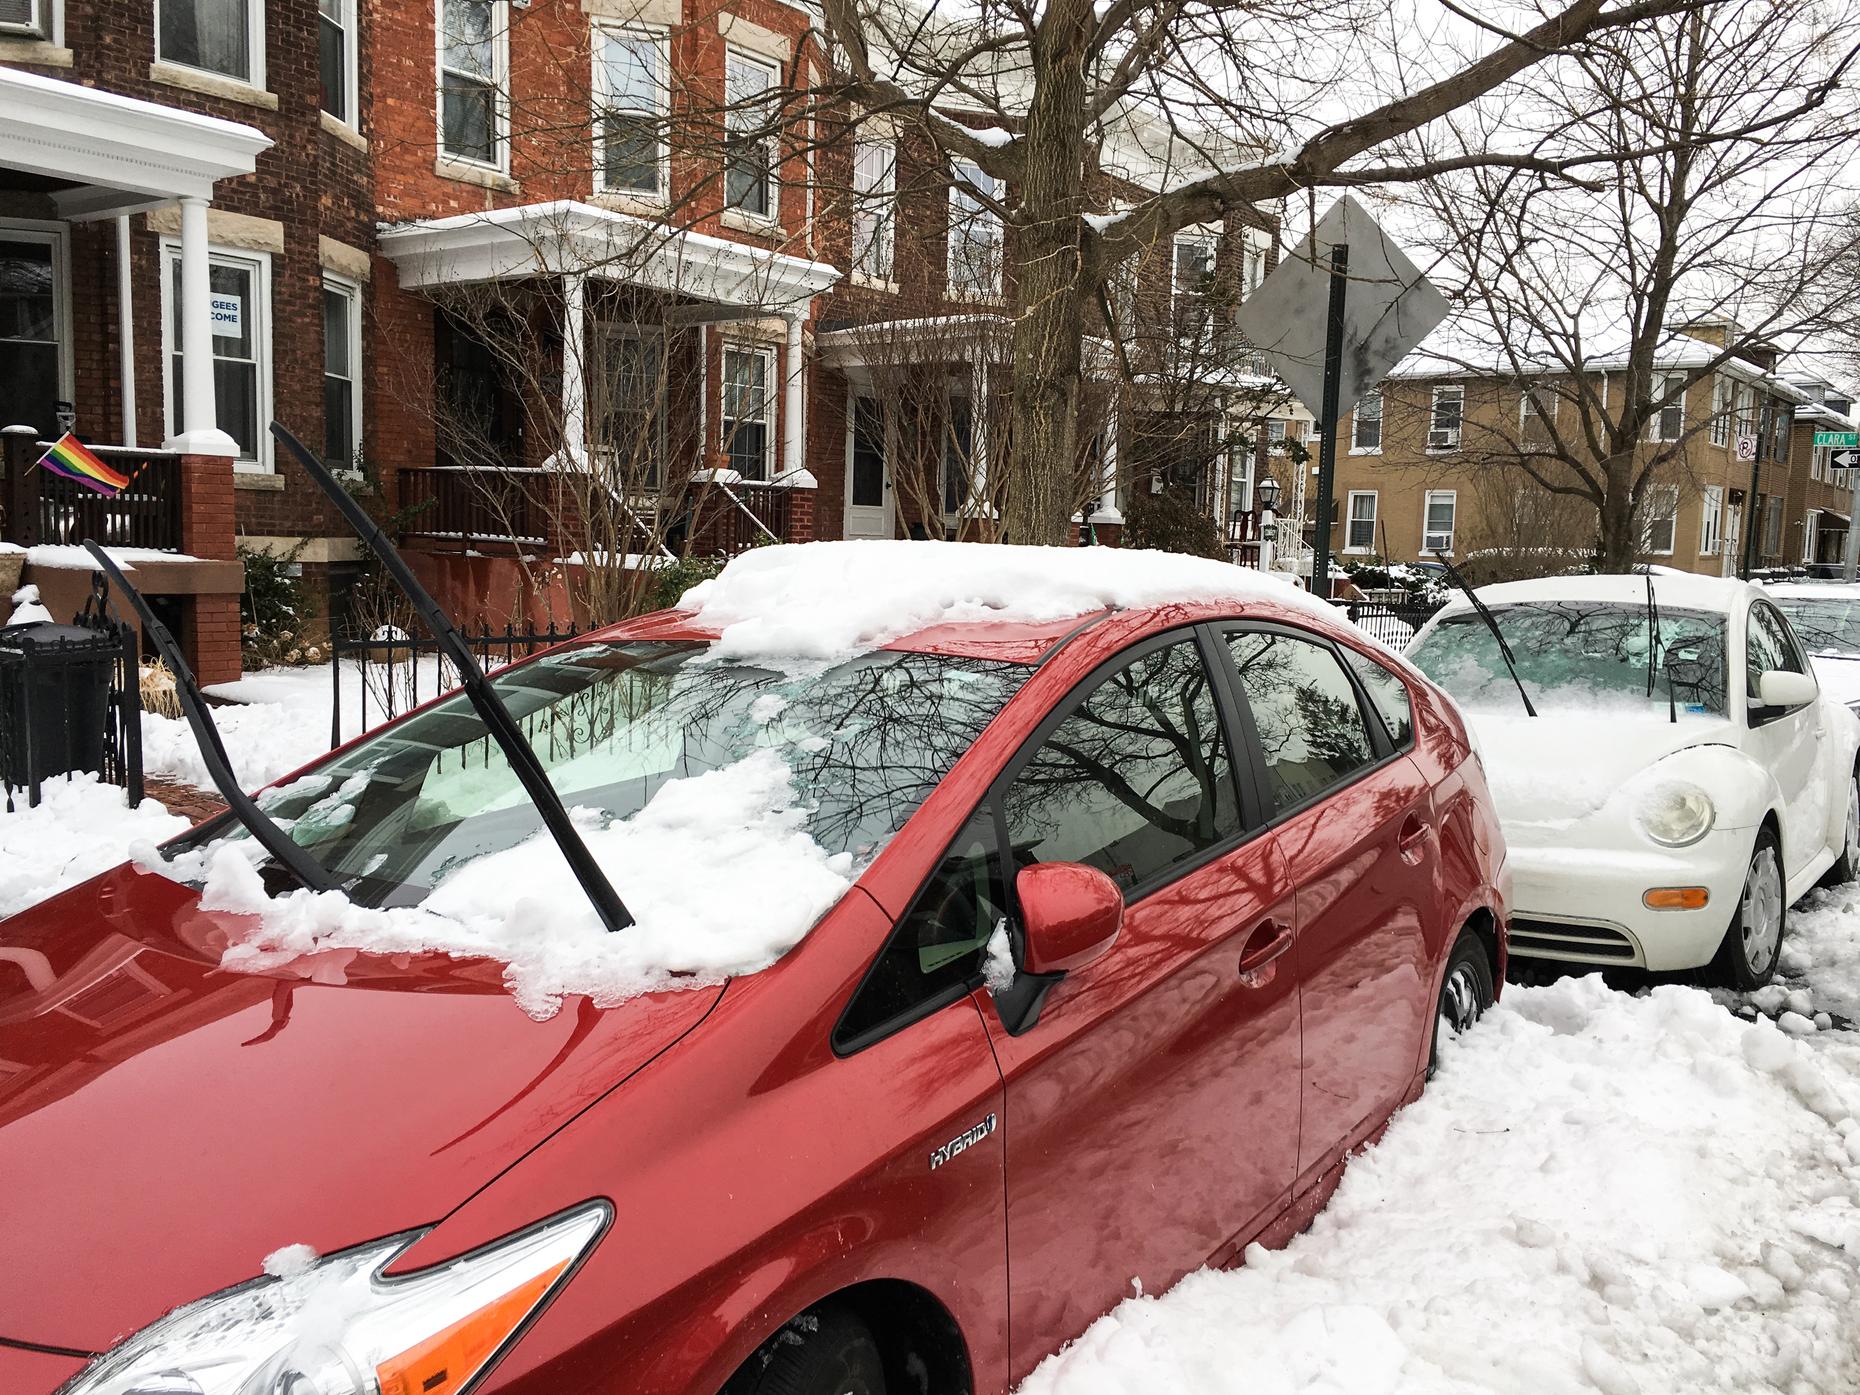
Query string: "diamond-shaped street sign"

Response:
xmin=1233 ymin=195 xmax=1449 ymax=419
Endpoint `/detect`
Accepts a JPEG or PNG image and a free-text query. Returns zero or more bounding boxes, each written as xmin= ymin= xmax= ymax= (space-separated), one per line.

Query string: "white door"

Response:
xmin=844 ymin=394 xmax=894 ymax=539
xmin=1744 ymin=599 xmax=1827 ymax=878
xmin=1722 ymin=509 xmax=1741 ymax=578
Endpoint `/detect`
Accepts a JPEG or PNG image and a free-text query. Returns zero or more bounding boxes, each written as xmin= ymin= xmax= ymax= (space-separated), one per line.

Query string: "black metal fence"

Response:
xmin=1332 ymin=598 xmax=1446 ymax=648
xmin=329 ymin=621 xmax=581 ymax=748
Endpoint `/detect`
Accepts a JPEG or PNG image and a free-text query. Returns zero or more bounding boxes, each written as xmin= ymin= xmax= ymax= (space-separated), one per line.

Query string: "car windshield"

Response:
xmin=1772 ymin=595 xmax=1860 ymax=659
xmin=1407 ymin=600 xmax=1729 ymax=716
xmin=173 ymin=641 xmax=1029 ymax=908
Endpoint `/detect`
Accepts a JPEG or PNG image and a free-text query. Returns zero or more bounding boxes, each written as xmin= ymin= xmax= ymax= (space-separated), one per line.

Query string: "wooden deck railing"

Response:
xmin=1 ymin=430 xmax=185 ymax=552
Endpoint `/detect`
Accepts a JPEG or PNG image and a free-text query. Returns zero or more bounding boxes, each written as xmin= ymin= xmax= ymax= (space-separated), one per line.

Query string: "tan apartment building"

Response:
xmin=1322 ymin=327 xmax=1856 ymax=581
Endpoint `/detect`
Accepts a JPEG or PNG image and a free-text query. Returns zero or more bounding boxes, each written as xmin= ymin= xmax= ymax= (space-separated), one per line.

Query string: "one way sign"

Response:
xmin=1835 ymin=449 xmax=1860 ymax=470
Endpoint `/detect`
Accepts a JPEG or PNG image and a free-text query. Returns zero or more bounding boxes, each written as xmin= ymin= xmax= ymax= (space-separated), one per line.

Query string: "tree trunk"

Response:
xmin=1597 ymin=454 xmax=1638 ymax=571
xmin=999 ymin=0 xmax=1093 ymax=546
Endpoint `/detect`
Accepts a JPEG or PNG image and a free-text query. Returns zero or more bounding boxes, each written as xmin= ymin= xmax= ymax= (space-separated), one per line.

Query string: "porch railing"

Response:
xmin=397 ymin=465 xmax=556 ymax=551
xmin=2 ymin=430 xmax=185 ymax=553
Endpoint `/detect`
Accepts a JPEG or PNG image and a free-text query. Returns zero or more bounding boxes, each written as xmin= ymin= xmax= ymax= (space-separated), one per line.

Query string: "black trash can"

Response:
xmin=0 ymin=622 xmax=118 ymax=804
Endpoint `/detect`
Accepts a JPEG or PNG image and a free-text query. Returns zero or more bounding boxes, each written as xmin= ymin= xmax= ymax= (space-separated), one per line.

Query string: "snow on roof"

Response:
xmin=1450 ymin=571 xmax=1759 ymax=615
xmin=678 ymin=539 xmax=1332 ymax=661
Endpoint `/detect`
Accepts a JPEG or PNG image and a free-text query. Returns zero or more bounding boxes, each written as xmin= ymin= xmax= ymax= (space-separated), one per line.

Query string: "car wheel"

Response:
xmin=722 ymin=1303 xmax=887 ymax=1395
xmin=1712 ymin=828 xmax=1786 ymax=990
xmin=1819 ymin=769 xmax=1860 ymax=887
xmin=1428 ymin=926 xmax=1495 ymax=1078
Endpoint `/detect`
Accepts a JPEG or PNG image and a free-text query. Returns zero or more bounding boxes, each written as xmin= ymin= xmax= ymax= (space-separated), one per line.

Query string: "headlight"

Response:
xmin=61 ymin=1202 xmax=608 ymax=1395
xmin=1635 ymin=782 xmax=1716 ymax=847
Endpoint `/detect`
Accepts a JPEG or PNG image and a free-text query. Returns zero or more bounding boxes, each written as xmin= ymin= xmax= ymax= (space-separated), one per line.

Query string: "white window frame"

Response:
xmin=1422 ymin=489 xmax=1456 ymax=554
xmin=1804 ymin=509 xmax=1820 ymax=564
xmin=1428 ymin=385 xmax=1463 ymax=451
xmin=1709 ymin=375 xmax=1731 ymax=447
xmin=1 ymin=0 xmax=57 ymax=41
xmin=0 ymin=219 xmax=74 ymax=429
xmin=159 ymin=241 xmax=273 ymax=473
xmin=436 ymin=0 xmax=508 ymax=173
xmin=1640 ymin=484 xmax=1678 ymax=556
xmin=321 ymin=274 xmax=362 ymax=475
xmin=947 ymin=159 xmax=1003 ymax=298
xmin=720 ymin=341 xmax=776 ymax=481
xmin=1699 ymin=484 xmax=1723 ymax=555
xmin=851 ymin=131 xmax=896 ymax=283
xmin=1344 ymin=490 xmax=1378 ymax=554
xmin=1171 ymin=229 xmax=1218 ymax=354
xmin=1238 ymin=225 xmax=1270 ymax=298
xmin=157 ymin=0 xmax=265 ymax=89
xmin=1351 ymin=389 xmax=1382 ymax=453
xmin=318 ymin=0 xmax=357 ymax=127
xmin=1647 ymin=372 xmax=1686 ymax=442
xmin=723 ymin=46 xmax=781 ymax=223
xmin=592 ymin=25 xmax=669 ymax=199
xmin=1519 ymin=385 xmax=1557 ymax=444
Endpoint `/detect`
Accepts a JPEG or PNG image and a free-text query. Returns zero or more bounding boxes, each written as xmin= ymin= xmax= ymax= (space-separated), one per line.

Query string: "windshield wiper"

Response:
xmin=269 ymin=422 xmax=635 ymax=933
xmin=83 ymin=542 xmax=336 ymax=893
xmin=1431 ymin=549 xmax=1537 ymax=717
xmin=1645 ymin=569 xmax=1677 ymax=724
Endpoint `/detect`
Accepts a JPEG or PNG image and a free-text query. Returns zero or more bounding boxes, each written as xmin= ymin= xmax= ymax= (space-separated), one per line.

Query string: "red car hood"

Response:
xmin=0 ymin=864 xmax=721 ymax=1354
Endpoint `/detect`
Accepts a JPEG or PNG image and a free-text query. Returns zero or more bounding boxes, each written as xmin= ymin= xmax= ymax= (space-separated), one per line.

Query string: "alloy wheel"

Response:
xmin=1442 ymin=962 xmax=1483 ymax=1035
xmin=1741 ymin=845 xmax=1784 ymax=976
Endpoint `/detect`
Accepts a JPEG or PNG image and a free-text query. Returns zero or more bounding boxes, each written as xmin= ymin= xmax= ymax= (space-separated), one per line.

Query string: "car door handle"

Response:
xmin=1238 ymin=918 xmax=1294 ymax=986
xmin=1397 ymin=813 xmax=1429 ymax=862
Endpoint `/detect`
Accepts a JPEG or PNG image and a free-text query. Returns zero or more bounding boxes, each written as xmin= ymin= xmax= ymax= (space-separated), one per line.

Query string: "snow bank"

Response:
xmin=194 ymin=750 xmax=853 ymax=1019
xmin=0 ymin=774 xmax=187 ymax=918
xmin=1775 ymin=886 xmax=1860 ymax=1027
xmin=1019 ymin=976 xmax=1860 ymax=1395
xmin=680 ymin=540 xmax=1334 ymax=662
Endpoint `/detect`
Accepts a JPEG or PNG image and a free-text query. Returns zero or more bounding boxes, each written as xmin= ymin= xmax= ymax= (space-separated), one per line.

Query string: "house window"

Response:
xmin=1422 ymin=489 xmax=1456 ymax=553
xmin=852 ymin=134 xmax=896 ymax=281
xmin=1226 ymin=441 xmax=1252 ymax=517
xmin=321 ymin=278 xmax=360 ymax=472
xmin=948 ymin=160 xmax=1003 ymax=296
xmin=1763 ymin=494 xmax=1784 ymax=557
xmin=1640 ymin=485 xmax=1678 ymax=555
xmin=721 ymin=344 xmax=774 ymax=480
xmin=1351 ymin=390 xmax=1382 ymax=451
xmin=1805 ymin=510 xmax=1820 ymax=564
xmin=1519 ymin=386 xmax=1556 ymax=447
xmin=1699 ymin=484 xmax=1723 ymax=555
xmin=594 ymin=331 xmax=665 ymax=487
xmin=1 ymin=0 xmax=47 ymax=37
xmin=163 ymin=245 xmax=270 ymax=470
xmin=1345 ymin=490 xmax=1378 ymax=553
xmin=1172 ymin=231 xmax=1217 ymax=352
xmin=1239 ymin=227 xmax=1269 ymax=297
xmin=943 ymin=401 xmax=971 ymax=517
xmin=1709 ymin=375 xmax=1730 ymax=447
xmin=439 ymin=0 xmax=504 ymax=167
xmin=0 ymin=227 xmax=66 ymax=439
xmin=1647 ymin=373 xmax=1685 ymax=442
xmin=319 ymin=0 xmax=353 ymax=124
xmin=724 ymin=49 xmax=780 ymax=219
xmin=159 ymin=0 xmax=260 ymax=84
xmin=1428 ymin=385 xmax=1462 ymax=450
xmin=594 ymin=28 xmax=666 ymax=196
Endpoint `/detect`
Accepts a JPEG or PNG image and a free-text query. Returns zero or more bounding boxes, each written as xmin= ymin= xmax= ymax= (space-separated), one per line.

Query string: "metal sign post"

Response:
xmin=1846 ymin=466 xmax=1860 ymax=583
xmin=1742 ymin=400 xmax=1768 ymax=579
xmin=1311 ymin=244 xmax=1350 ymax=600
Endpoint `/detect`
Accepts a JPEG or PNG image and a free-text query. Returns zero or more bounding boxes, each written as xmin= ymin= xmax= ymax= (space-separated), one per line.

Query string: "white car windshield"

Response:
xmin=1408 ymin=600 xmax=1729 ymax=717
xmin=173 ymin=641 xmax=1028 ymax=907
xmin=1772 ymin=595 xmax=1860 ymax=659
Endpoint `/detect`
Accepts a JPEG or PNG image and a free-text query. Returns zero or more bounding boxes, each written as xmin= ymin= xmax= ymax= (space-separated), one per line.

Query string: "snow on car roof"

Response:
xmin=1760 ymin=580 xmax=1860 ymax=600
xmin=1443 ymin=571 xmax=1761 ymax=616
xmin=677 ymin=539 xmax=1334 ymax=661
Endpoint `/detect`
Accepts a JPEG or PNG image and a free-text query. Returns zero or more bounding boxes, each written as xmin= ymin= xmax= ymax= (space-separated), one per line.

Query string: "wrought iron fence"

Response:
xmin=1332 ymin=598 xmax=1446 ymax=649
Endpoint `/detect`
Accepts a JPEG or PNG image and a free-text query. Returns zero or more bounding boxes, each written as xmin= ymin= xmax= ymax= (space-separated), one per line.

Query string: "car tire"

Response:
xmin=1428 ymin=926 xmax=1495 ymax=1078
xmin=1818 ymin=768 xmax=1860 ymax=888
xmin=1712 ymin=828 xmax=1786 ymax=990
xmin=722 ymin=1303 xmax=888 ymax=1395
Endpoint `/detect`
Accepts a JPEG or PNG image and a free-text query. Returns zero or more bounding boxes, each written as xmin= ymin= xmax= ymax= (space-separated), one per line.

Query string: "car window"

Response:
xmin=1773 ymin=596 xmax=1860 ymax=657
xmin=1001 ymin=638 xmax=1240 ymax=896
xmin=1342 ymin=648 xmax=1413 ymax=747
xmin=836 ymin=809 xmax=1006 ymax=1049
xmin=1747 ymin=602 xmax=1805 ymax=701
xmin=1226 ymin=631 xmax=1376 ymax=812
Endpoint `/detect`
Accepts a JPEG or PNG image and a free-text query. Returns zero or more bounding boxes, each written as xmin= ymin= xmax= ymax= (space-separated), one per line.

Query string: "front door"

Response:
xmin=844 ymin=394 xmax=894 ymax=539
xmin=0 ymin=226 xmax=65 ymax=438
xmin=982 ymin=632 xmax=1302 ymax=1382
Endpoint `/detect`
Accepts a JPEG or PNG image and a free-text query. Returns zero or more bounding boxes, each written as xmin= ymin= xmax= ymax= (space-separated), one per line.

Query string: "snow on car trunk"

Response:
xmin=1018 ymin=976 xmax=1860 ymax=1395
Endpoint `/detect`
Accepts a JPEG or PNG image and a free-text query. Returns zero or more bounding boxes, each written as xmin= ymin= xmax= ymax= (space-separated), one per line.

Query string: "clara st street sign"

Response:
xmin=1814 ymin=430 xmax=1859 ymax=448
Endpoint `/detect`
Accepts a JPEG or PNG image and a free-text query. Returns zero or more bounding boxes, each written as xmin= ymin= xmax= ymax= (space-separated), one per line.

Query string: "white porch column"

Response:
xmin=115 ymin=215 xmax=137 ymax=447
xmin=554 ymin=269 xmax=587 ymax=467
xmin=1090 ymin=391 xmax=1122 ymax=525
xmin=781 ymin=313 xmax=805 ymax=481
xmin=163 ymin=195 xmax=238 ymax=457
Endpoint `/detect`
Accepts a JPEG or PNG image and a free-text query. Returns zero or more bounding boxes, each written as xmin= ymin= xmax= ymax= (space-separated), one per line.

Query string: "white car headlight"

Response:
xmin=1635 ymin=782 xmax=1717 ymax=848
xmin=61 ymin=1202 xmax=607 ymax=1395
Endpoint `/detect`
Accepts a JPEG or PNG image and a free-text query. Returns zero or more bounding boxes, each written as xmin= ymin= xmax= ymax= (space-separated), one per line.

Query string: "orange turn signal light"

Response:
xmin=376 ymin=1259 xmax=570 ymax=1395
xmin=1643 ymin=886 xmax=1709 ymax=911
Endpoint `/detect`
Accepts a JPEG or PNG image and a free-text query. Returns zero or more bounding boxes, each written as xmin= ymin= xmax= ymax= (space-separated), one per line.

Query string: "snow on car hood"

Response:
xmin=1809 ymin=652 xmax=1860 ymax=710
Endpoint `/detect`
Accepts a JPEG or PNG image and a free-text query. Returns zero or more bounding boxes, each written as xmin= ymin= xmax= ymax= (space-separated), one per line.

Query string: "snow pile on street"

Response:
xmin=188 ymin=749 xmax=853 ymax=1019
xmin=680 ymin=540 xmax=1337 ymax=661
xmin=1776 ymin=888 xmax=1860 ymax=1026
xmin=0 ymin=774 xmax=186 ymax=918
xmin=1020 ymin=976 xmax=1860 ymax=1395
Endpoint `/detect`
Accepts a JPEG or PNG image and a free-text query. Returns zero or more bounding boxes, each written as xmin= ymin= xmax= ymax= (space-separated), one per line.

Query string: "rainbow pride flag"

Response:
xmin=37 ymin=433 xmax=129 ymax=496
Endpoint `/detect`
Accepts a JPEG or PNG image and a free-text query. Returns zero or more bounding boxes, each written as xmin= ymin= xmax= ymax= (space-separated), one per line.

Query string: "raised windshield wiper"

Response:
xmin=83 ymin=542 xmax=336 ymax=893
xmin=1430 ymin=549 xmax=1537 ymax=717
xmin=269 ymin=422 xmax=635 ymax=933
xmin=1645 ymin=569 xmax=1677 ymax=724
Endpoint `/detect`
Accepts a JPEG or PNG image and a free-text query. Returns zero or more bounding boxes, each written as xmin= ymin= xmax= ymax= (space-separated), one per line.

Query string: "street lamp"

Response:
xmin=1256 ymin=474 xmax=1282 ymax=573
xmin=1257 ymin=475 xmax=1282 ymax=512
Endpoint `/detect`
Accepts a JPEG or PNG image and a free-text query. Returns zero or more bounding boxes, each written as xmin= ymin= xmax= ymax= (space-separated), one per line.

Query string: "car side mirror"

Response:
xmin=1757 ymin=669 xmax=1818 ymax=711
xmin=990 ymin=863 xmax=1124 ymax=1037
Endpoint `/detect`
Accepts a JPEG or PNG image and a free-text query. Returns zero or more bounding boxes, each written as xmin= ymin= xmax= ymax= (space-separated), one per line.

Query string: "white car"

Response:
xmin=1406 ymin=573 xmax=1860 ymax=987
xmin=1765 ymin=580 xmax=1860 ymax=714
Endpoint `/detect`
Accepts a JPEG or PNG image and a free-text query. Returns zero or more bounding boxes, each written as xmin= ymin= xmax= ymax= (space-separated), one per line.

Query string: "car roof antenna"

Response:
xmin=82 ymin=542 xmax=336 ymax=893
xmin=1645 ymin=569 xmax=1677 ymax=724
xmin=268 ymin=422 xmax=635 ymax=933
xmin=1430 ymin=549 xmax=1537 ymax=717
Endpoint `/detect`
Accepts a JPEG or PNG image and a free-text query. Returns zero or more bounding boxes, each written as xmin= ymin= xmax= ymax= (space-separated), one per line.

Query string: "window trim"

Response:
xmin=1344 ymin=489 xmax=1378 ymax=554
xmin=0 ymin=219 xmax=74 ymax=429
xmin=723 ymin=44 xmax=782 ymax=223
xmin=157 ymin=0 xmax=265 ymax=90
xmin=436 ymin=0 xmax=508 ymax=173
xmin=851 ymin=130 xmax=897 ymax=283
xmin=318 ymin=0 xmax=357 ymax=127
xmin=1641 ymin=483 xmax=1679 ymax=557
xmin=1422 ymin=488 xmax=1456 ymax=555
xmin=1 ymin=0 xmax=54 ymax=40
xmin=158 ymin=239 xmax=273 ymax=473
xmin=592 ymin=23 xmax=669 ymax=200
xmin=719 ymin=340 xmax=777 ymax=480
xmin=320 ymin=273 xmax=362 ymax=474
xmin=947 ymin=158 xmax=1003 ymax=298
xmin=1350 ymin=389 xmax=1382 ymax=453
xmin=1428 ymin=384 xmax=1463 ymax=451
xmin=1171 ymin=227 xmax=1218 ymax=352
xmin=1647 ymin=372 xmax=1686 ymax=443
xmin=1699 ymin=483 xmax=1723 ymax=556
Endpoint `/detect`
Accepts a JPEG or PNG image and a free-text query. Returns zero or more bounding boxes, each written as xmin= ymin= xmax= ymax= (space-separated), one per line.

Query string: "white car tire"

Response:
xmin=1712 ymin=829 xmax=1786 ymax=991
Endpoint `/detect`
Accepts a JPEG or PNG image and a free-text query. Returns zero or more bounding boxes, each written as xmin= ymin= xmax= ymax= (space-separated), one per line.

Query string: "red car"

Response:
xmin=0 ymin=593 xmax=1506 ymax=1395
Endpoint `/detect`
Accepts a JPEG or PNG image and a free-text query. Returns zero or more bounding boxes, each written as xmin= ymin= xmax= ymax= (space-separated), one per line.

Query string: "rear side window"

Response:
xmin=1343 ymin=649 xmax=1413 ymax=747
xmin=1002 ymin=638 xmax=1240 ymax=895
xmin=1747 ymin=602 xmax=1805 ymax=700
xmin=1226 ymin=631 xmax=1376 ymax=812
